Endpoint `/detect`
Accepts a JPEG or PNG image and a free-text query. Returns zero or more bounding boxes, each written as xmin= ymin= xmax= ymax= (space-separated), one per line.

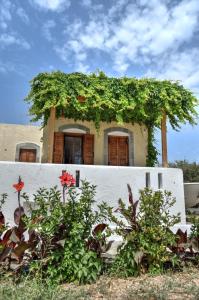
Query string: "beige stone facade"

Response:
xmin=0 ymin=123 xmax=43 ymax=162
xmin=42 ymin=118 xmax=148 ymax=166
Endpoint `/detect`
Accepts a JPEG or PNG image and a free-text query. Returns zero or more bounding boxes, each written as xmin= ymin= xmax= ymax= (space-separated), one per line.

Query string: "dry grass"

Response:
xmin=62 ymin=268 xmax=199 ymax=300
xmin=1 ymin=267 xmax=199 ymax=299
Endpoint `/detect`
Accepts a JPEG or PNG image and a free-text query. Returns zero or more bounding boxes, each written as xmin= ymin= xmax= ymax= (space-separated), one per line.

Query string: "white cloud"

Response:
xmin=0 ymin=60 xmax=15 ymax=73
xmin=16 ymin=7 xmax=29 ymax=24
xmin=0 ymin=33 xmax=30 ymax=50
xmin=42 ymin=20 xmax=56 ymax=41
xmin=0 ymin=1 xmax=30 ymax=27
xmin=63 ymin=19 xmax=83 ymax=36
xmin=145 ymin=49 xmax=199 ymax=91
xmin=76 ymin=62 xmax=89 ymax=73
xmin=0 ymin=0 xmax=12 ymax=29
xmin=55 ymin=38 xmax=89 ymax=72
xmin=54 ymin=44 xmax=68 ymax=62
xmin=81 ymin=0 xmax=92 ymax=7
xmin=80 ymin=0 xmax=103 ymax=11
xmin=30 ymin=0 xmax=70 ymax=11
xmin=56 ymin=0 xmax=199 ymax=75
xmin=0 ymin=2 xmax=31 ymax=52
xmin=108 ymin=0 xmax=129 ymax=18
xmin=55 ymin=39 xmax=87 ymax=62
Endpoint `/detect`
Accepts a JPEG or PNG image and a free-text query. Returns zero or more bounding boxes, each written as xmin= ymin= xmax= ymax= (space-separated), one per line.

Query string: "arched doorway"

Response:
xmin=53 ymin=124 xmax=94 ymax=164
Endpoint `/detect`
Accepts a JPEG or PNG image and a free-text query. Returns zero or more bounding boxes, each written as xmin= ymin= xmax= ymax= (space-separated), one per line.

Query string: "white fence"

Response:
xmin=0 ymin=162 xmax=186 ymax=226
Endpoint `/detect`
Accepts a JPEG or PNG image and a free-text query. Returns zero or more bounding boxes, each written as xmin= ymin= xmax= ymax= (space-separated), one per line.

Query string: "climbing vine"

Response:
xmin=146 ymin=125 xmax=159 ymax=167
xmin=25 ymin=71 xmax=198 ymax=166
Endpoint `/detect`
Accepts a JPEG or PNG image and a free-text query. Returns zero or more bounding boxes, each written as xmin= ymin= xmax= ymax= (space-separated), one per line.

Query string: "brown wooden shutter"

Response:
xmin=19 ymin=149 xmax=27 ymax=162
xmin=108 ymin=136 xmax=129 ymax=166
xmin=83 ymin=134 xmax=94 ymax=165
xmin=108 ymin=136 xmax=118 ymax=165
xmin=53 ymin=132 xmax=64 ymax=163
xmin=19 ymin=149 xmax=36 ymax=163
xmin=118 ymin=137 xmax=129 ymax=166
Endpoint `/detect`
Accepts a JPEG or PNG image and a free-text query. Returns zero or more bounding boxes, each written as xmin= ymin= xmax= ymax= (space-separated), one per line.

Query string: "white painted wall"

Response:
xmin=0 ymin=162 xmax=186 ymax=226
xmin=184 ymin=183 xmax=199 ymax=208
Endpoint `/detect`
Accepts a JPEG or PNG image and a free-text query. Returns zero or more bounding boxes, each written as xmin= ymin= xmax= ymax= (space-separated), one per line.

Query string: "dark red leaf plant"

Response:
xmin=0 ymin=193 xmax=7 ymax=233
xmin=59 ymin=170 xmax=76 ymax=203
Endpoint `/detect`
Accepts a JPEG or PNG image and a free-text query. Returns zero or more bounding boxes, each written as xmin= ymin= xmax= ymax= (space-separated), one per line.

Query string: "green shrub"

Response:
xmin=25 ymin=181 xmax=107 ymax=284
xmin=103 ymin=186 xmax=180 ymax=276
xmin=169 ymin=160 xmax=199 ymax=183
xmin=189 ymin=215 xmax=199 ymax=252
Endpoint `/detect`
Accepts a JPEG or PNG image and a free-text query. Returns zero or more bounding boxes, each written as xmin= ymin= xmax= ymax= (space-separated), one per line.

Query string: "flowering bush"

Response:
xmin=1 ymin=174 xmax=199 ymax=284
xmin=0 ymin=172 xmax=108 ymax=284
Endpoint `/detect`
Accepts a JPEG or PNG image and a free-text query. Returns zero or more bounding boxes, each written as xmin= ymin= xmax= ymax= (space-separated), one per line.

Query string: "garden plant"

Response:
xmin=1 ymin=172 xmax=199 ymax=285
xmin=0 ymin=172 xmax=108 ymax=284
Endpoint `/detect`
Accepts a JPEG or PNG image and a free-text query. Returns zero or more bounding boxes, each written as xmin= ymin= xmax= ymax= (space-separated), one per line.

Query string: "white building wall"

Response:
xmin=0 ymin=162 xmax=186 ymax=226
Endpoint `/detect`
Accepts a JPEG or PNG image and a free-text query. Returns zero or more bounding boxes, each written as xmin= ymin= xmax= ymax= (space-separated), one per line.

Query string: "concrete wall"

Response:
xmin=184 ymin=183 xmax=199 ymax=208
xmin=0 ymin=123 xmax=43 ymax=162
xmin=0 ymin=162 xmax=186 ymax=226
xmin=42 ymin=118 xmax=148 ymax=166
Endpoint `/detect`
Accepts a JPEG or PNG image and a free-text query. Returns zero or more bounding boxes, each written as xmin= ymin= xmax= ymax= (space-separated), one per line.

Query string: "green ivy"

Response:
xmin=146 ymin=125 xmax=159 ymax=167
xmin=25 ymin=71 xmax=198 ymax=166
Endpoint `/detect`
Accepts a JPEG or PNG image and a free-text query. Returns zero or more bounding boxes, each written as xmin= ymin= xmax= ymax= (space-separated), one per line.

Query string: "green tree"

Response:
xmin=169 ymin=160 xmax=199 ymax=182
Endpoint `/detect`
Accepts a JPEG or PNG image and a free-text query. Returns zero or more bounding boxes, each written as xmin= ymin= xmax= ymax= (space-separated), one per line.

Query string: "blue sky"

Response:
xmin=0 ymin=0 xmax=199 ymax=162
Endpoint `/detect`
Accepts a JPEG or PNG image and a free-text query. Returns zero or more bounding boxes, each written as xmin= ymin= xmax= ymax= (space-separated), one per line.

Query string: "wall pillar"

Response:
xmin=161 ymin=111 xmax=168 ymax=167
xmin=47 ymin=107 xmax=56 ymax=163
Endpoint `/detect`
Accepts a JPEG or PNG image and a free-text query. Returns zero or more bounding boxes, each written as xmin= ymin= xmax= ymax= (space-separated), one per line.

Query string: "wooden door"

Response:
xmin=19 ymin=149 xmax=36 ymax=163
xmin=108 ymin=136 xmax=129 ymax=166
xmin=118 ymin=137 xmax=129 ymax=166
xmin=53 ymin=132 xmax=94 ymax=165
xmin=53 ymin=132 xmax=64 ymax=163
xmin=64 ymin=136 xmax=83 ymax=164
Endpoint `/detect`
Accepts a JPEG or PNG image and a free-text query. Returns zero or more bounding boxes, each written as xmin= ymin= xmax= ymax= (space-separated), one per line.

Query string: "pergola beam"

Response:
xmin=47 ymin=107 xmax=56 ymax=163
xmin=161 ymin=111 xmax=168 ymax=167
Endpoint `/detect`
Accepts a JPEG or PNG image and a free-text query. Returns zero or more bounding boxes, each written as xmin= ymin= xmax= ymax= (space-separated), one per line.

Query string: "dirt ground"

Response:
xmin=1 ymin=267 xmax=199 ymax=299
xmin=61 ymin=267 xmax=199 ymax=300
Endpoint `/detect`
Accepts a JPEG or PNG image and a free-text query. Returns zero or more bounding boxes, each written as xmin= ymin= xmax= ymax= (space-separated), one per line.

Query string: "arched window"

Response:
xmin=104 ymin=127 xmax=134 ymax=166
xmin=15 ymin=143 xmax=40 ymax=163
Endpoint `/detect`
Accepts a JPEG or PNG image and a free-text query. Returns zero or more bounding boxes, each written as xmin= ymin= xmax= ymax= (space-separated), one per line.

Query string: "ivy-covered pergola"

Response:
xmin=25 ymin=71 xmax=198 ymax=167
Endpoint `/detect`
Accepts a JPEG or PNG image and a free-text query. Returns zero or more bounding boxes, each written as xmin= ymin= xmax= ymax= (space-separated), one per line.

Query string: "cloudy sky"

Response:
xmin=0 ymin=0 xmax=199 ymax=162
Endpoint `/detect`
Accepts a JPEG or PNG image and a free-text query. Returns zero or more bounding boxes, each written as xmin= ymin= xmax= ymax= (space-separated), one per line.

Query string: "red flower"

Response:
xmin=59 ymin=171 xmax=76 ymax=187
xmin=77 ymin=95 xmax=86 ymax=103
xmin=13 ymin=181 xmax=24 ymax=192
